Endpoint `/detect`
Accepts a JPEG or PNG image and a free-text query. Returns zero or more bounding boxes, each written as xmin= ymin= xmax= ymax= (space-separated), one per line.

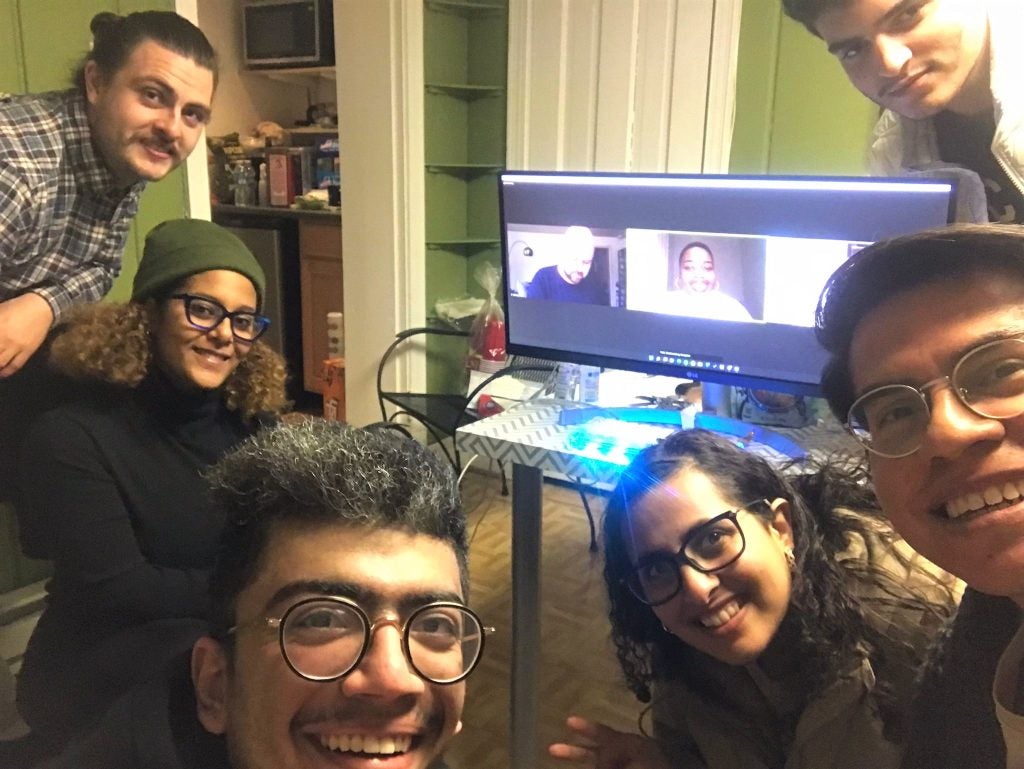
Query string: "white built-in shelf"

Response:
xmin=245 ymin=66 xmax=335 ymax=84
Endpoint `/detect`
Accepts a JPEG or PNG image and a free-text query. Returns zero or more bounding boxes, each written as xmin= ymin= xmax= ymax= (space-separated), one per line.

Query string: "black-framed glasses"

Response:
xmin=230 ymin=597 xmax=493 ymax=685
xmin=624 ymin=500 xmax=767 ymax=607
xmin=846 ymin=337 xmax=1024 ymax=459
xmin=171 ymin=293 xmax=270 ymax=342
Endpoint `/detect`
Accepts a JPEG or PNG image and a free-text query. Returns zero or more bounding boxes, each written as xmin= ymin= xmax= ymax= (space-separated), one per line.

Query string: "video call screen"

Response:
xmin=500 ymin=172 xmax=956 ymax=396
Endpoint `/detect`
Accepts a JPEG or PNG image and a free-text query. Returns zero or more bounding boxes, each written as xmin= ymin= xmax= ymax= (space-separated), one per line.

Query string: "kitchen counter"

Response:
xmin=213 ymin=203 xmax=341 ymax=222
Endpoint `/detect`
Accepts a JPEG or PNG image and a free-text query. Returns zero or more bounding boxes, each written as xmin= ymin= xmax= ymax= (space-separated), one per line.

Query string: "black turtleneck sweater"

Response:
xmin=14 ymin=370 xmax=264 ymax=748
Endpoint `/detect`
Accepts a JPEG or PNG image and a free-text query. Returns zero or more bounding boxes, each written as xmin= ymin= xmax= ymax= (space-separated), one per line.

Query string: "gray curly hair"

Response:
xmin=205 ymin=419 xmax=468 ymax=636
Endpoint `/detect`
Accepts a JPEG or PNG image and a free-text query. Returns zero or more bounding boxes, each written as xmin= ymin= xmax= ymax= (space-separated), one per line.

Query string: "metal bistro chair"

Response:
xmin=375 ymin=326 xmax=556 ymax=495
xmin=376 ymin=327 xmax=600 ymax=550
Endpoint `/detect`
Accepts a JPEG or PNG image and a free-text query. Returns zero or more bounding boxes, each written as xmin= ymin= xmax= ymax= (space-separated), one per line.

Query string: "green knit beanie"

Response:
xmin=132 ymin=219 xmax=266 ymax=306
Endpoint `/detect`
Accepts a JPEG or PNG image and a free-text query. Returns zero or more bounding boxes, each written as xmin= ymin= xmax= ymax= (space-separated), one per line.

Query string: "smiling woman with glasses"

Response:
xmin=550 ymin=429 xmax=959 ymax=769
xmin=12 ymin=219 xmax=288 ymax=752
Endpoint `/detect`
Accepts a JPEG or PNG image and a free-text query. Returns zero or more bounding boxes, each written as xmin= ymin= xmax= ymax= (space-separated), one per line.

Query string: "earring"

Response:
xmin=784 ymin=547 xmax=795 ymax=568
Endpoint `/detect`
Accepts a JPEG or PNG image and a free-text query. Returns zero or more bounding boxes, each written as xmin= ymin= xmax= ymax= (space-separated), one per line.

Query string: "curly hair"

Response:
xmin=602 ymin=429 xmax=955 ymax=742
xmin=48 ymin=299 xmax=288 ymax=420
xmin=204 ymin=420 xmax=467 ymax=639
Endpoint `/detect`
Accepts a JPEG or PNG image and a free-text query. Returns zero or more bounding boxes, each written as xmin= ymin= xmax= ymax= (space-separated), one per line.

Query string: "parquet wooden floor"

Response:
xmin=444 ymin=469 xmax=642 ymax=769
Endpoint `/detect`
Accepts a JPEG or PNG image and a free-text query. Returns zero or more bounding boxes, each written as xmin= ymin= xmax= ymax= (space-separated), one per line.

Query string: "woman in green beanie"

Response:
xmin=13 ymin=219 xmax=287 ymax=754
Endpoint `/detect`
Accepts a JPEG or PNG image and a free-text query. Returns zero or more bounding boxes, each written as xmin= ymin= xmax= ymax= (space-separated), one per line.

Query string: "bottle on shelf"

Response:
xmin=230 ymin=162 xmax=256 ymax=206
xmin=257 ymin=161 xmax=269 ymax=207
xmin=326 ymin=311 xmax=345 ymax=359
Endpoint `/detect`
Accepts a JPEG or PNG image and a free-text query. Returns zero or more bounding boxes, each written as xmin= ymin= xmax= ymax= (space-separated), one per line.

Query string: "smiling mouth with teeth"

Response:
xmin=944 ymin=481 xmax=1024 ymax=519
xmin=698 ymin=598 xmax=741 ymax=629
xmin=317 ymin=733 xmax=415 ymax=756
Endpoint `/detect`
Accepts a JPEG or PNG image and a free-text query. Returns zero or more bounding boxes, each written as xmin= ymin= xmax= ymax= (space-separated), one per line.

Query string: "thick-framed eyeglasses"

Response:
xmin=230 ymin=597 xmax=492 ymax=685
xmin=624 ymin=500 xmax=766 ymax=607
xmin=170 ymin=293 xmax=270 ymax=342
xmin=846 ymin=337 xmax=1024 ymax=459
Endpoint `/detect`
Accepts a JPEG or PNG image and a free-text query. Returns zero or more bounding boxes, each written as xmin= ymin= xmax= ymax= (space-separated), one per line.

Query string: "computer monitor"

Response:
xmin=499 ymin=172 xmax=956 ymax=397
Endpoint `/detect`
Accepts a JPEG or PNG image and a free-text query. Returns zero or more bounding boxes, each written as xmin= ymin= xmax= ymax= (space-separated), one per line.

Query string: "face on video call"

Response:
xmin=678 ymin=245 xmax=718 ymax=294
xmin=558 ymin=226 xmax=596 ymax=285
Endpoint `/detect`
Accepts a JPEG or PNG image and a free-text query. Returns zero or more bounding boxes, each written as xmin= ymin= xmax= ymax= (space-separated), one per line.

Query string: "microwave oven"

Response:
xmin=243 ymin=0 xmax=335 ymax=69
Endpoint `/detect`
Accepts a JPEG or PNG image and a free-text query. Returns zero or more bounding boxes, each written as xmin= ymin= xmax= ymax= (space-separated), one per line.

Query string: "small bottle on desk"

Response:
xmin=555 ymin=363 xmax=578 ymax=401
xmin=580 ymin=365 xmax=601 ymax=403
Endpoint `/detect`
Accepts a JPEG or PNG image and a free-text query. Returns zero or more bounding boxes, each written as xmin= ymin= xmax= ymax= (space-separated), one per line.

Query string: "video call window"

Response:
xmin=511 ymin=224 xmax=866 ymax=330
xmin=499 ymin=172 xmax=954 ymax=395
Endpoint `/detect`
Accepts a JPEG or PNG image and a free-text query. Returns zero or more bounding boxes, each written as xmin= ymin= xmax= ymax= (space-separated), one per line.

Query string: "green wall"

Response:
xmin=730 ymin=0 xmax=878 ymax=175
xmin=0 ymin=0 xmax=190 ymax=303
xmin=0 ymin=0 xmax=189 ymax=593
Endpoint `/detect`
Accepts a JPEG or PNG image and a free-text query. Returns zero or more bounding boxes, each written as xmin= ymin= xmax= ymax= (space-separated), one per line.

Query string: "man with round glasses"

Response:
xmin=41 ymin=420 xmax=487 ymax=769
xmin=816 ymin=222 xmax=1024 ymax=767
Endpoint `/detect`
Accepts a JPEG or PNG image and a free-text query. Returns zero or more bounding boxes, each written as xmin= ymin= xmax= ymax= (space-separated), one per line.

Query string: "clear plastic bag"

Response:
xmin=467 ymin=263 xmax=507 ymax=373
xmin=434 ymin=296 xmax=484 ymax=332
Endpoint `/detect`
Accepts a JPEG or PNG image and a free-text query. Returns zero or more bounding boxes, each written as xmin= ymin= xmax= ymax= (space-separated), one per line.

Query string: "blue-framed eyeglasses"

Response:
xmin=171 ymin=293 xmax=270 ymax=342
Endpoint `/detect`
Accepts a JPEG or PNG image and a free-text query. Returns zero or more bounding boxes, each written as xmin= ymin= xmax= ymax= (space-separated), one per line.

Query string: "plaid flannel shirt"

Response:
xmin=0 ymin=89 xmax=146 ymax=320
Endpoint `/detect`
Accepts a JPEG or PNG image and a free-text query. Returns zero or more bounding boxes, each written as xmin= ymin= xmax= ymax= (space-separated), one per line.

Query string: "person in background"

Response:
xmin=527 ymin=225 xmax=608 ymax=305
xmin=38 ymin=420 xmax=487 ymax=769
xmin=0 ymin=10 xmax=218 ymax=501
xmin=551 ymin=429 xmax=957 ymax=769
xmin=0 ymin=10 xmax=217 ymax=377
xmin=781 ymin=0 xmax=1022 ymax=225
xmin=663 ymin=242 xmax=753 ymax=321
xmin=815 ymin=223 xmax=1024 ymax=768
xmin=12 ymin=219 xmax=287 ymax=756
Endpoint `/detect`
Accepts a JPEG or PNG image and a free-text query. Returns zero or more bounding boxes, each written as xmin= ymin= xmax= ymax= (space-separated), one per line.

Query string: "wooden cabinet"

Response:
xmin=299 ymin=219 xmax=343 ymax=394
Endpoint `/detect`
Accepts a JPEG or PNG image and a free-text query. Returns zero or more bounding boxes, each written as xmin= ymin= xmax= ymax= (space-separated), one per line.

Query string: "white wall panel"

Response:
xmin=563 ymin=1 xmax=602 ymax=170
xmin=666 ymin=0 xmax=715 ymax=171
xmin=335 ymin=0 xmax=425 ymax=426
xmin=508 ymin=0 xmax=737 ymax=173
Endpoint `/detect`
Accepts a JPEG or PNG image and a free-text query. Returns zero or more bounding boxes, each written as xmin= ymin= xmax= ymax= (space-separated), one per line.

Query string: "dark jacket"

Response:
xmin=37 ymin=656 xmax=229 ymax=769
xmin=15 ymin=371 xmax=266 ymax=747
xmin=901 ymin=588 xmax=1021 ymax=769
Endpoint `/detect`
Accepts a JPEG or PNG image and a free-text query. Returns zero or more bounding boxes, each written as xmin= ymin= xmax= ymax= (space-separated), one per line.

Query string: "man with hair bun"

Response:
xmin=0 ymin=10 xmax=218 ymax=378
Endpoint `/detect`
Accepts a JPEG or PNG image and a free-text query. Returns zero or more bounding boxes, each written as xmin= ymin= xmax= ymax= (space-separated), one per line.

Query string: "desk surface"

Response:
xmin=456 ymin=398 xmax=860 ymax=481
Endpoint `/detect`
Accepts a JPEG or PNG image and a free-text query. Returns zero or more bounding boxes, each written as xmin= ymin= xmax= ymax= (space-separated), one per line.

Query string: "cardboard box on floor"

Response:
xmin=322 ymin=358 xmax=345 ymax=421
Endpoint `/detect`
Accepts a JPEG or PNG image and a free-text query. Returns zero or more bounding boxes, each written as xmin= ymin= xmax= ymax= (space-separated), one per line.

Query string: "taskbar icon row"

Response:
xmin=648 ymin=354 xmax=739 ymax=374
